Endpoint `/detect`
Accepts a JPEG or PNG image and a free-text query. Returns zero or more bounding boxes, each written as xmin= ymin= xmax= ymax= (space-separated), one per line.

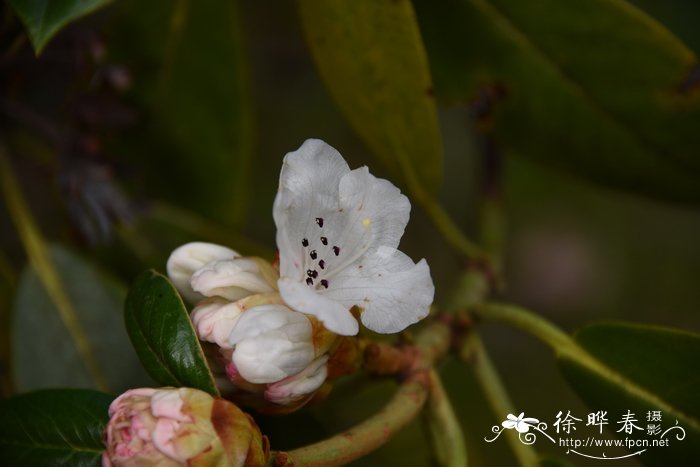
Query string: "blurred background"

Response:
xmin=1 ymin=0 xmax=699 ymax=465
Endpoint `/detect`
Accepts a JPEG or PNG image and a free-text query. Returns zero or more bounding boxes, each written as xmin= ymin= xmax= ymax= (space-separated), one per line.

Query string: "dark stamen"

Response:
xmin=307 ymin=269 xmax=318 ymax=278
xmin=318 ymin=260 xmax=325 ymax=269
xmin=302 ymin=238 xmax=309 ymax=247
xmin=310 ymin=250 xmax=317 ymax=260
xmin=320 ymin=236 xmax=328 ymax=245
xmin=333 ymin=246 xmax=340 ymax=256
xmin=316 ymin=217 xmax=324 ymax=228
xmin=306 ymin=277 xmax=314 ymax=286
xmin=320 ymin=279 xmax=329 ymax=288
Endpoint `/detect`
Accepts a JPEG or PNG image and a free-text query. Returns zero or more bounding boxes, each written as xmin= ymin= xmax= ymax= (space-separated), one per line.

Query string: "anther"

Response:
xmin=320 ymin=236 xmax=328 ymax=245
xmin=302 ymin=238 xmax=309 ymax=247
xmin=320 ymin=279 xmax=329 ymax=288
xmin=316 ymin=217 xmax=324 ymax=228
xmin=333 ymin=246 xmax=340 ymax=256
xmin=310 ymin=250 xmax=318 ymax=260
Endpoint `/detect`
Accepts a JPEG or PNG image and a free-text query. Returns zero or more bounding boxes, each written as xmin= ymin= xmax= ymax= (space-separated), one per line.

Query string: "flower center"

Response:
xmin=300 ymin=216 xmax=371 ymax=291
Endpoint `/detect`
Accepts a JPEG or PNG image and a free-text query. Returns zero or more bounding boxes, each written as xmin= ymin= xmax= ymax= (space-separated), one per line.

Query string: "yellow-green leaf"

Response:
xmin=299 ymin=0 xmax=444 ymax=197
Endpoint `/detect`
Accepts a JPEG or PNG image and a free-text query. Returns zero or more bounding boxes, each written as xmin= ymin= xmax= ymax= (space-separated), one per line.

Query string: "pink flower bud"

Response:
xmin=103 ymin=387 xmax=267 ymax=466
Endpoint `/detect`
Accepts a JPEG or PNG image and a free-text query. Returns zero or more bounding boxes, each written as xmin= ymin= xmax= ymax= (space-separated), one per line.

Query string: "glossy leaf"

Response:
xmin=8 ymin=0 xmax=112 ymax=54
xmin=0 ymin=389 xmax=112 ymax=466
xmin=298 ymin=0 xmax=444 ymax=196
xmin=558 ymin=323 xmax=700 ymax=465
xmin=12 ymin=245 xmax=150 ymax=392
xmin=124 ymin=269 xmax=218 ymax=396
xmin=414 ymin=0 xmax=700 ymax=203
xmin=107 ymin=0 xmax=252 ymax=226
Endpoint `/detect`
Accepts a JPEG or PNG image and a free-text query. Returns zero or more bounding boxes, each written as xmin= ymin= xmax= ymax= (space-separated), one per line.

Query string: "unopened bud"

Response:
xmin=190 ymin=258 xmax=277 ymax=302
xmin=102 ymin=387 xmax=267 ymax=467
xmin=265 ymin=355 xmax=328 ymax=406
xmin=167 ymin=242 xmax=239 ymax=303
xmin=229 ymin=305 xmax=315 ymax=384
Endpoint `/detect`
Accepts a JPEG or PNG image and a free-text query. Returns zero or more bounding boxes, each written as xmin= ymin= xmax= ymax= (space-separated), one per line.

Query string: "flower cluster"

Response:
xmin=103 ymin=387 xmax=267 ymax=466
xmin=167 ymin=139 xmax=434 ymax=409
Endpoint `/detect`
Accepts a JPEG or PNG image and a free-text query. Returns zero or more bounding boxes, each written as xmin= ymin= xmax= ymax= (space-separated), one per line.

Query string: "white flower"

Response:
xmin=228 ymin=304 xmax=316 ymax=384
xmin=166 ymin=242 xmax=239 ymax=303
xmin=273 ymin=139 xmax=434 ymax=336
xmin=502 ymin=413 xmax=539 ymax=433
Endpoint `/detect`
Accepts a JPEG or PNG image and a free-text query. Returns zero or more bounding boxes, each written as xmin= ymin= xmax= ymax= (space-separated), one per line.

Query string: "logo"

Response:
xmin=485 ymin=410 xmax=686 ymax=460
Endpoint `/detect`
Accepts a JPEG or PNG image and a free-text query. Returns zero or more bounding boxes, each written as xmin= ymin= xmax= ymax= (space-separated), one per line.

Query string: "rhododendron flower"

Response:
xmin=102 ymin=387 xmax=267 ymax=466
xmin=274 ymin=139 xmax=434 ymax=335
xmin=164 ymin=139 xmax=433 ymax=410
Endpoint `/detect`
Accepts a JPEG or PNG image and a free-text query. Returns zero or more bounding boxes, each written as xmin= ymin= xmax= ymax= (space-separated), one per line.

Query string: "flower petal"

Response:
xmin=190 ymin=298 xmax=244 ymax=349
xmin=190 ymin=258 xmax=275 ymax=301
xmin=278 ymin=278 xmax=359 ymax=335
xmin=273 ymin=139 xmax=349 ymax=279
xmin=229 ymin=305 xmax=315 ymax=384
xmin=324 ymin=247 xmax=434 ymax=334
xmin=265 ymin=355 xmax=329 ymax=405
xmin=167 ymin=242 xmax=239 ymax=303
xmin=274 ymin=140 xmax=410 ymax=283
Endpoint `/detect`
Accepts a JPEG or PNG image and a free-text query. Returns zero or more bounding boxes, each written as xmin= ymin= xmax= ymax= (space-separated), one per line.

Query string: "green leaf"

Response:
xmin=12 ymin=245 xmax=151 ymax=392
xmin=106 ymin=0 xmax=252 ymax=226
xmin=414 ymin=0 xmax=700 ymax=203
xmin=124 ymin=269 xmax=218 ymax=396
xmin=298 ymin=0 xmax=444 ymax=197
xmin=8 ymin=0 xmax=113 ymax=54
xmin=558 ymin=323 xmax=700 ymax=465
xmin=0 ymin=389 xmax=112 ymax=466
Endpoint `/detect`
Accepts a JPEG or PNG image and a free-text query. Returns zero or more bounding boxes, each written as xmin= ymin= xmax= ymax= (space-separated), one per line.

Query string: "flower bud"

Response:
xmin=167 ymin=242 xmax=239 ymax=304
xmin=190 ymin=299 xmax=244 ymax=350
xmin=190 ymin=258 xmax=277 ymax=302
xmin=103 ymin=387 xmax=267 ymax=467
xmin=264 ymin=355 xmax=328 ymax=406
xmin=229 ymin=305 xmax=316 ymax=384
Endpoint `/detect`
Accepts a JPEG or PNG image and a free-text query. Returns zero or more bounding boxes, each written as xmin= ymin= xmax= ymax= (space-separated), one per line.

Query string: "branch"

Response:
xmin=460 ymin=333 xmax=538 ymax=467
xmin=273 ymin=379 xmax=428 ymax=466
xmin=424 ymin=369 xmax=468 ymax=467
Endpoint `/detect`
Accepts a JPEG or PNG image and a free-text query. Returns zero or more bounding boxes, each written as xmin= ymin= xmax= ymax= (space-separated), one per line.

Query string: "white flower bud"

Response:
xmin=190 ymin=258 xmax=276 ymax=302
xmin=167 ymin=242 xmax=239 ymax=303
xmin=265 ymin=355 xmax=328 ymax=405
xmin=229 ymin=305 xmax=315 ymax=384
xmin=190 ymin=298 xmax=244 ymax=349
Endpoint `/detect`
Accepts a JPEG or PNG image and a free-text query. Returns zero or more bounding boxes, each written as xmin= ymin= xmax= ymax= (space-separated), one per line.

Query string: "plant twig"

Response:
xmin=424 ymin=368 xmax=468 ymax=467
xmin=273 ymin=379 xmax=428 ymax=466
xmin=460 ymin=333 xmax=538 ymax=467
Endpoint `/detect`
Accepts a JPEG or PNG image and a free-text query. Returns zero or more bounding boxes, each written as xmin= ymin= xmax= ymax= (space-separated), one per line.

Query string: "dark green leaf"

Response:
xmin=12 ymin=245 xmax=151 ymax=392
xmin=298 ymin=0 xmax=444 ymax=196
xmin=106 ymin=0 xmax=252 ymax=226
xmin=414 ymin=0 xmax=700 ymax=203
xmin=124 ymin=269 xmax=218 ymax=396
xmin=558 ymin=322 xmax=700 ymax=465
xmin=0 ymin=389 xmax=112 ymax=467
xmin=8 ymin=0 xmax=112 ymax=54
